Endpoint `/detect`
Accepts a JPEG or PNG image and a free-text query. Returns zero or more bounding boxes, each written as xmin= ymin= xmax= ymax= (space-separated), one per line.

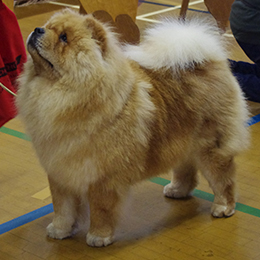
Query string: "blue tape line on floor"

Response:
xmin=0 ymin=203 xmax=53 ymax=235
xmin=248 ymin=114 xmax=260 ymax=126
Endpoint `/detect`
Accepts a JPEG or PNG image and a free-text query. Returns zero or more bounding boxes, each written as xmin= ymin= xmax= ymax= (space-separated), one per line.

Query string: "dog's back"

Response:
xmin=124 ymin=18 xmax=249 ymax=167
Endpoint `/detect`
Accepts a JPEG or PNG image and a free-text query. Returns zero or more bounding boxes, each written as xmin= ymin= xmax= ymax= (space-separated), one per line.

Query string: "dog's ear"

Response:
xmin=85 ymin=16 xmax=107 ymax=56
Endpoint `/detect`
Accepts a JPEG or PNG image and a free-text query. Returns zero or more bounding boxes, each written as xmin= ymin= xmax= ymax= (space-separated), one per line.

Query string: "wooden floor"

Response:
xmin=1 ymin=1 xmax=260 ymax=259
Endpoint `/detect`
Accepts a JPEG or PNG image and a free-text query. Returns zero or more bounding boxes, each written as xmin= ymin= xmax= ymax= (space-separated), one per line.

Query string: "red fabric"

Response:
xmin=0 ymin=1 xmax=26 ymax=127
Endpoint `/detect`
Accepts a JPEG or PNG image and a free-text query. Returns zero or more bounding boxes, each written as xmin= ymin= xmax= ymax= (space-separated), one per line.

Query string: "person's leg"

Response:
xmin=233 ymin=72 xmax=260 ymax=102
xmin=237 ymin=41 xmax=260 ymax=67
xmin=230 ymin=41 xmax=260 ymax=102
xmin=229 ymin=59 xmax=260 ymax=76
xmin=230 ymin=41 xmax=260 ymax=75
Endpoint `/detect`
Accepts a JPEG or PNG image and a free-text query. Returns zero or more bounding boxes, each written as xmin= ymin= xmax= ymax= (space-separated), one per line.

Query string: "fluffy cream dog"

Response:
xmin=16 ymin=9 xmax=249 ymax=247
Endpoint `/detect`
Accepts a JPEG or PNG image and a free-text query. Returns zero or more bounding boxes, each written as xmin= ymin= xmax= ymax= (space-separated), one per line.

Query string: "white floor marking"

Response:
xmin=137 ymin=0 xmax=204 ymax=19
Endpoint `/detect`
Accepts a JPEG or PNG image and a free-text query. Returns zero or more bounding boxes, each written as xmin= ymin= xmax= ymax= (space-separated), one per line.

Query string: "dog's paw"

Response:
xmin=163 ymin=183 xmax=190 ymax=199
xmin=86 ymin=232 xmax=113 ymax=247
xmin=211 ymin=203 xmax=235 ymax=218
xmin=47 ymin=223 xmax=75 ymax=239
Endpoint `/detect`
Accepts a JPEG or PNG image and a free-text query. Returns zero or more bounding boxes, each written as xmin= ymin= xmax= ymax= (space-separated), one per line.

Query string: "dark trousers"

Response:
xmin=230 ymin=41 xmax=260 ymax=103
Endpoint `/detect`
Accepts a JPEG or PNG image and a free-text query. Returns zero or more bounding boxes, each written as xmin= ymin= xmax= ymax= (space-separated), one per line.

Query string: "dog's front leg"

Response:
xmin=87 ymin=181 xmax=120 ymax=247
xmin=47 ymin=175 xmax=79 ymax=239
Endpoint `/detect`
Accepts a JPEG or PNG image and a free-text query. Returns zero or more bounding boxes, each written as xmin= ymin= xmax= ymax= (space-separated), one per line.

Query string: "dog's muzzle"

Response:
xmin=27 ymin=27 xmax=45 ymax=49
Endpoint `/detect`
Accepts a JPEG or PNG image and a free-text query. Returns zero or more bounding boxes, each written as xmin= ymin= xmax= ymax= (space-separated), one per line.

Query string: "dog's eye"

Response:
xmin=59 ymin=33 xmax=67 ymax=43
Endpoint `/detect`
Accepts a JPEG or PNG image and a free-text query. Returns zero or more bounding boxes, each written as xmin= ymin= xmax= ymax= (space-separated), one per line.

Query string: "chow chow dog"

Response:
xmin=16 ymin=9 xmax=249 ymax=247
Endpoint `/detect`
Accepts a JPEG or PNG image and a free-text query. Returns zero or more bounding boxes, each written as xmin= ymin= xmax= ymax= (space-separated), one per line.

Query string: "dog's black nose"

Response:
xmin=34 ymin=27 xmax=45 ymax=35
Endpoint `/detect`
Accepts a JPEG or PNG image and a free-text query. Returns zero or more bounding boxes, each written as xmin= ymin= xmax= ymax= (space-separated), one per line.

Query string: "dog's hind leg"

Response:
xmin=163 ymin=157 xmax=198 ymax=199
xmin=86 ymin=180 xmax=122 ymax=247
xmin=199 ymin=151 xmax=236 ymax=218
xmin=47 ymin=176 xmax=79 ymax=239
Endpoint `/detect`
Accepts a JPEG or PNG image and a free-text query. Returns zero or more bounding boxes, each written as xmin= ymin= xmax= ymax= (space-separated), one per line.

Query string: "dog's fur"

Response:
xmin=16 ymin=9 xmax=249 ymax=247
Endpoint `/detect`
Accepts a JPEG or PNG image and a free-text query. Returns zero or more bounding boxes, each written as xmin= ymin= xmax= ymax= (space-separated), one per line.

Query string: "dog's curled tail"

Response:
xmin=124 ymin=18 xmax=227 ymax=71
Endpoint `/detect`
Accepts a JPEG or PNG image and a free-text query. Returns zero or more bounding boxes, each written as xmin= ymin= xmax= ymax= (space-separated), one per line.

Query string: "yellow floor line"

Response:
xmin=32 ymin=187 xmax=51 ymax=200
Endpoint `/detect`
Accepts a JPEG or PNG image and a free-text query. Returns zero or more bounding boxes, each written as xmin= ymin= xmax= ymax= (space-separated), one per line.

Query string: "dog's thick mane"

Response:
xmin=124 ymin=18 xmax=227 ymax=70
